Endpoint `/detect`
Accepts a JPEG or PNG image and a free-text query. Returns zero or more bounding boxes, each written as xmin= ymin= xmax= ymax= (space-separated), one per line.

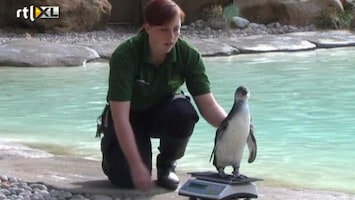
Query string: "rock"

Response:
xmin=50 ymin=190 xmax=73 ymax=199
xmin=174 ymin=0 xmax=234 ymax=24
xmin=231 ymin=16 xmax=250 ymax=28
xmin=90 ymin=194 xmax=113 ymax=200
xmin=351 ymin=9 xmax=355 ymax=29
xmin=75 ymin=41 xmax=119 ymax=59
xmin=234 ymin=0 xmax=344 ymax=26
xmin=285 ymin=30 xmax=355 ymax=48
xmin=0 ymin=175 xmax=8 ymax=182
xmin=29 ymin=183 xmax=48 ymax=191
xmin=226 ymin=35 xmax=317 ymax=53
xmin=1 ymin=25 xmax=355 ymax=67
xmin=207 ymin=17 xmax=228 ymax=29
xmin=192 ymin=20 xmax=207 ymax=29
xmin=187 ymin=38 xmax=239 ymax=56
xmin=0 ymin=0 xmax=112 ymax=32
xmin=0 ymin=40 xmax=100 ymax=66
xmin=8 ymin=177 xmax=18 ymax=183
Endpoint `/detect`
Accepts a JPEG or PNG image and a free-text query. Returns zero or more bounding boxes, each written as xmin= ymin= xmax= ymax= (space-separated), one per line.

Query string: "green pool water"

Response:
xmin=1 ymin=47 xmax=354 ymax=193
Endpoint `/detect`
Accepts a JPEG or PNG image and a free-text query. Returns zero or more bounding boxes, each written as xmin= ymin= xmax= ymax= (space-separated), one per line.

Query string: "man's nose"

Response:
xmin=167 ymin=29 xmax=174 ymax=39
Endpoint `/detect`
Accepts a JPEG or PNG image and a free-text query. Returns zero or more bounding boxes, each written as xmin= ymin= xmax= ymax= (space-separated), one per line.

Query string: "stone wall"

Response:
xmin=107 ymin=0 xmax=233 ymax=25
xmin=0 ymin=0 xmax=111 ymax=32
xmin=234 ymin=0 xmax=344 ymax=26
xmin=1 ymin=0 xmax=353 ymax=32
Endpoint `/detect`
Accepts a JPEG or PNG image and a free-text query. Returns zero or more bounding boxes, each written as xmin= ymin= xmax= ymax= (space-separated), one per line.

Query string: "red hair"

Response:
xmin=144 ymin=0 xmax=185 ymax=25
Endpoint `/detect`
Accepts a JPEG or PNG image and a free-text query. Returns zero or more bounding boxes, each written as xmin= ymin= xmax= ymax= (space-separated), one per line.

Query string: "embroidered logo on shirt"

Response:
xmin=168 ymin=80 xmax=183 ymax=89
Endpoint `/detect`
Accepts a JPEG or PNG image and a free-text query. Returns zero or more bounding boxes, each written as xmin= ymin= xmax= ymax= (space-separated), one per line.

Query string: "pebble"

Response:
xmin=0 ymin=175 xmax=111 ymax=200
xmin=0 ymin=22 xmax=317 ymax=46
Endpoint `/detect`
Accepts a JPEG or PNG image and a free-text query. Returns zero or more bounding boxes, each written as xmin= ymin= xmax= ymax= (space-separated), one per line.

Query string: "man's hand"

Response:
xmin=131 ymin=162 xmax=155 ymax=191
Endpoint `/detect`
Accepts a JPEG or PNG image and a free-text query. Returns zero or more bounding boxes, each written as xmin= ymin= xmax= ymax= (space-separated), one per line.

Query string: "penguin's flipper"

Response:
xmin=209 ymin=149 xmax=215 ymax=163
xmin=247 ymin=123 xmax=257 ymax=163
xmin=209 ymin=120 xmax=229 ymax=163
xmin=215 ymin=119 xmax=228 ymax=141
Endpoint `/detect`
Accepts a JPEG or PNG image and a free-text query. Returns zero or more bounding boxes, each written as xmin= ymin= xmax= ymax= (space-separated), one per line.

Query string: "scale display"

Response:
xmin=178 ymin=172 xmax=262 ymax=200
xmin=179 ymin=178 xmax=258 ymax=200
xmin=181 ymin=179 xmax=226 ymax=196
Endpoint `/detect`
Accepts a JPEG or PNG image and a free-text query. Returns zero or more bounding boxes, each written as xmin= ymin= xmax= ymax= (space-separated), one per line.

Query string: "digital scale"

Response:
xmin=178 ymin=171 xmax=263 ymax=200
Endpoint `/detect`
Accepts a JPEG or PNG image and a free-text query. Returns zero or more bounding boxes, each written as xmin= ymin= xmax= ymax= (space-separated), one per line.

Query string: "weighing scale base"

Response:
xmin=178 ymin=171 xmax=262 ymax=200
xmin=188 ymin=198 xmax=255 ymax=200
xmin=190 ymin=171 xmax=263 ymax=185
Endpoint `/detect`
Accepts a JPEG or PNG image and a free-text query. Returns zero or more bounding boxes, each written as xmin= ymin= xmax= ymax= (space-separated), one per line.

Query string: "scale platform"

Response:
xmin=178 ymin=171 xmax=263 ymax=200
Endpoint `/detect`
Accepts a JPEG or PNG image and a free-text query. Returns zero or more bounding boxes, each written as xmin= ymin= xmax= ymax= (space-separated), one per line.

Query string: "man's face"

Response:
xmin=145 ymin=14 xmax=181 ymax=54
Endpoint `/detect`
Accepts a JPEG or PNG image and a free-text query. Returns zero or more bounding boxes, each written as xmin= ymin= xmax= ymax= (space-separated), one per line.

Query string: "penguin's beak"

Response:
xmin=235 ymin=86 xmax=250 ymax=100
xmin=237 ymin=94 xmax=248 ymax=101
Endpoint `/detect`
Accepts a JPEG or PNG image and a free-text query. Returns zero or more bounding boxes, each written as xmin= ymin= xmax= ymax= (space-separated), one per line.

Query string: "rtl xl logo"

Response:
xmin=16 ymin=5 xmax=60 ymax=21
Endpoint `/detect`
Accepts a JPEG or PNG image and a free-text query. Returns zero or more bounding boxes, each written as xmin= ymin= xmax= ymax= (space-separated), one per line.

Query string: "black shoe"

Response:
xmin=156 ymin=136 xmax=190 ymax=190
xmin=157 ymin=167 xmax=179 ymax=190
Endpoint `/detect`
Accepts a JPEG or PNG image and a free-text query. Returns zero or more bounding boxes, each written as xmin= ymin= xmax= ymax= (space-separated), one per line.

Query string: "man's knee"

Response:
xmin=168 ymin=96 xmax=199 ymax=122
xmin=159 ymin=96 xmax=199 ymax=138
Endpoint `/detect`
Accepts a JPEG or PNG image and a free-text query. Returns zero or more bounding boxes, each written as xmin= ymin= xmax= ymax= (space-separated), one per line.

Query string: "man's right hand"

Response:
xmin=131 ymin=162 xmax=155 ymax=191
xmin=110 ymin=101 xmax=155 ymax=191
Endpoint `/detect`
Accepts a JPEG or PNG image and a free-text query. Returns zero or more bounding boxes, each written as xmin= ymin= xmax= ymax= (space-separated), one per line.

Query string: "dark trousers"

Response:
xmin=101 ymin=94 xmax=199 ymax=188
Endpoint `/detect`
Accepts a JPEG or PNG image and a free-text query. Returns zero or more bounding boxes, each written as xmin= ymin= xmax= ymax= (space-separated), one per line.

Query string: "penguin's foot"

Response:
xmin=217 ymin=169 xmax=227 ymax=178
xmin=232 ymin=172 xmax=248 ymax=180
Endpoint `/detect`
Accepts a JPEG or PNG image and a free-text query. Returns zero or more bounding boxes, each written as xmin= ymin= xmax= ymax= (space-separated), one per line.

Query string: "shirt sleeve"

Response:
xmin=183 ymin=43 xmax=211 ymax=96
xmin=108 ymin=42 xmax=136 ymax=101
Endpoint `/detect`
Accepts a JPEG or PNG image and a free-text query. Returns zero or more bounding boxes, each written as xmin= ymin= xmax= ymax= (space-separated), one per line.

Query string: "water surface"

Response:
xmin=1 ymin=47 xmax=355 ymax=193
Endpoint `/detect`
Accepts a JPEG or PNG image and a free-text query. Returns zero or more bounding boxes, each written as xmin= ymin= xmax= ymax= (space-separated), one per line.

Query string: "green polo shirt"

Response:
xmin=108 ymin=31 xmax=210 ymax=111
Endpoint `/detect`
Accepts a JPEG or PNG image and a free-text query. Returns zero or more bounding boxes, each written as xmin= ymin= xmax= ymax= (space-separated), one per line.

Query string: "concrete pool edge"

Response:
xmin=1 ymin=30 xmax=355 ymax=67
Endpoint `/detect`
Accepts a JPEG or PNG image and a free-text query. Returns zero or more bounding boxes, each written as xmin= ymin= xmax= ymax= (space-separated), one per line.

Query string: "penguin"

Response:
xmin=210 ymin=85 xmax=257 ymax=178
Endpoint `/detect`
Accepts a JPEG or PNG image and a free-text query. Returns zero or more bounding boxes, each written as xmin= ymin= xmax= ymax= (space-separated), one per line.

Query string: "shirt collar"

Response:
xmin=142 ymin=31 xmax=177 ymax=65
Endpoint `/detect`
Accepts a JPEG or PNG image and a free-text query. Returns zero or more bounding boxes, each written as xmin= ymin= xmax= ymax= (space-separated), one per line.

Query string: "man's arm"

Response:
xmin=194 ymin=93 xmax=227 ymax=128
xmin=109 ymin=100 xmax=154 ymax=191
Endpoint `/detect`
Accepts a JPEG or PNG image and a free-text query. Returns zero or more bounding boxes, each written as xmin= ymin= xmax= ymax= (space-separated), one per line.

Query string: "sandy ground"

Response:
xmin=1 ymin=153 xmax=355 ymax=200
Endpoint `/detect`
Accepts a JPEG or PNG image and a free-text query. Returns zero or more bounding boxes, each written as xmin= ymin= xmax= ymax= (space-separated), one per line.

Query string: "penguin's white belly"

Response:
xmin=215 ymin=113 xmax=250 ymax=167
